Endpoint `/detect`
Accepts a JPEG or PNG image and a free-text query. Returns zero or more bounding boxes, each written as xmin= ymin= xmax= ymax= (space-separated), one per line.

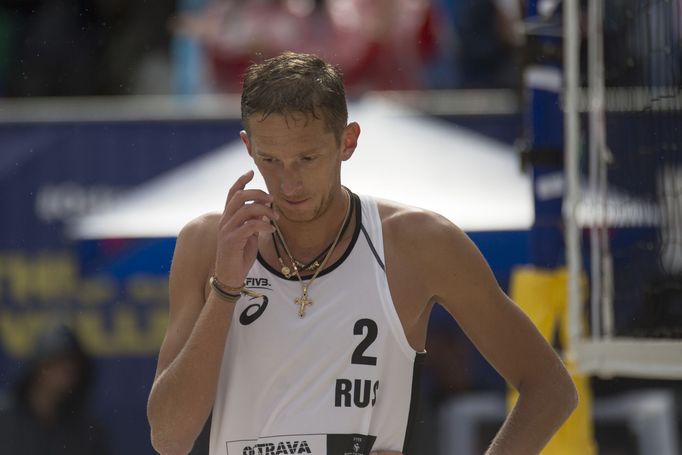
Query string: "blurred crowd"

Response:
xmin=0 ymin=0 xmax=175 ymax=96
xmin=0 ymin=0 xmax=523 ymax=97
xmin=0 ymin=325 xmax=111 ymax=455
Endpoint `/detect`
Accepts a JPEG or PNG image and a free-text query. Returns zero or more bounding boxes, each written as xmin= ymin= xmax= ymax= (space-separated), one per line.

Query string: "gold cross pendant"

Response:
xmin=294 ymin=294 xmax=313 ymax=318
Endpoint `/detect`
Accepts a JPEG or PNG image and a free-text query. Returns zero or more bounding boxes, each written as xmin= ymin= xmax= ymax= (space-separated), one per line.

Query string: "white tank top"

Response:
xmin=209 ymin=192 xmax=425 ymax=455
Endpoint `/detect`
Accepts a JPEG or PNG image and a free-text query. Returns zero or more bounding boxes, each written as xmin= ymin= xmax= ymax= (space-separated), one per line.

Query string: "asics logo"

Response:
xmin=239 ymin=293 xmax=269 ymax=325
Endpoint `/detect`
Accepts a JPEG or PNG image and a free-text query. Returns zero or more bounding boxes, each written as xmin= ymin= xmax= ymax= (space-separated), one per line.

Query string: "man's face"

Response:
xmin=241 ymin=112 xmax=358 ymax=223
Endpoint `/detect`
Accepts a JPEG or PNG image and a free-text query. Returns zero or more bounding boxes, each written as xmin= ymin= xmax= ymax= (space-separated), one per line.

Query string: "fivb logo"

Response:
xmin=245 ymin=277 xmax=272 ymax=290
xmin=242 ymin=440 xmax=312 ymax=455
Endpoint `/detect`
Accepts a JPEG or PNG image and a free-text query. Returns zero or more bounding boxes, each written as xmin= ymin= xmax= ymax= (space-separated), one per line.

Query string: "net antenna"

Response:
xmin=565 ymin=0 xmax=682 ymax=378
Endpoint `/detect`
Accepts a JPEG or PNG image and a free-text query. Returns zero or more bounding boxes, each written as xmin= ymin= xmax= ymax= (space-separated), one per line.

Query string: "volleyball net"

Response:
xmin=565 ymin=0 xmax=682 ymax=378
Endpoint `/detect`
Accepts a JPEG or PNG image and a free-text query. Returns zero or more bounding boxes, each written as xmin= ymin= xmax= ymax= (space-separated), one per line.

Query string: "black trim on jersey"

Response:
xmin=327 ymin=433 xmax=376 ymax=454
xmin=256 ymin=190 xmax=362 ymax=281
xmin=359 ymin=224 xmax=385 ymax=271
xmin=402 ymin=352 xmax=426 ymax=455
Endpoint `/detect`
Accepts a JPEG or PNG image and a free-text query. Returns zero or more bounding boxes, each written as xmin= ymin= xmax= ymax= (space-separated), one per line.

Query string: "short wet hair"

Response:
xmin=241 ymin=52 xmax=348 ymax=141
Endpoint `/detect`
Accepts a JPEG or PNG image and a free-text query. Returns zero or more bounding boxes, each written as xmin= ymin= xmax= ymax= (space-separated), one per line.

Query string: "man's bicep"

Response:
xmin=432 ymin=228 xmax=556 ymax=390
xmin=154 ymin=223 xmax=210 ymax=379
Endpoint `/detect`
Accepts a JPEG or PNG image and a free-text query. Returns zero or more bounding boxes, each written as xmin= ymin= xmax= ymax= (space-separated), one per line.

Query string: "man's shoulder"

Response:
xmin=169 ymin=212 xmax=222 ymax=289
xmin=173 ymin=212 xmax=222 ymax=265
xmin=177 ymin=212 xmax=221 ymax=243
xmin=374 ymin=198 xmax=460 ymax=243
xmin=372 ymin=198 xmax=473 ymax=291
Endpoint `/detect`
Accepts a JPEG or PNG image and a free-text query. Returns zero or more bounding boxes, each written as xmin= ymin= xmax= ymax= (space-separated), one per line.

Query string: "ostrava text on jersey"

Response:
xmin=210 ymin=192 xmax=425 ymax=455
xmin=227 ymin=433 xmax=376 ymax=455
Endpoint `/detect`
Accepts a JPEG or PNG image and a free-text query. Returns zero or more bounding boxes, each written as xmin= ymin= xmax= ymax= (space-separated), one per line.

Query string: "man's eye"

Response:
xmin=302 ymin=156 xmax=317 ymax=162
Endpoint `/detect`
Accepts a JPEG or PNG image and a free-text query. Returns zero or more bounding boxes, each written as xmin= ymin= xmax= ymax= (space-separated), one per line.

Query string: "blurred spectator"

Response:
xmin=322 ymin=0 xmax=441 ymax=92
xmin=447 ymin=0 xmax=522 ymax=89
xmin=0 ymin=0 xmax=103 ymax=96
xmin=0 ymin=0 xmax=524 ymax=96
xmin=0 ymin=324 xmax=111 ymax=455
xmin=0 ymin=0 xmax=175 ymax=97
xmin=95 ymin=0 xmax=176 ymax=95
xmin=174 ymin=0 xmax=444 ymax=94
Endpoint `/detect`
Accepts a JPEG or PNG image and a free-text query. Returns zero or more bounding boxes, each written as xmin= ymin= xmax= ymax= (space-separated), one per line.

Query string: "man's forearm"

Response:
xmin=148 ymin=294 xmax=236 ymax=455
xmin=485 ymin=374 xmax=578 ymax=455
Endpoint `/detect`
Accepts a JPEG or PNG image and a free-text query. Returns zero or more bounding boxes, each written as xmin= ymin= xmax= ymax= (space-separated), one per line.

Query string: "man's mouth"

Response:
xmin=282 ymin=197 xmax=308 ymax=206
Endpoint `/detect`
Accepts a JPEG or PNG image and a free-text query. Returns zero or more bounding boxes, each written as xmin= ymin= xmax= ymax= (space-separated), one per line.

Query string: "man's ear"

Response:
xmin=240 ymin=130 xmax=253 ymax=157
xmin=340 ymin=122 xmax=361 ymax=161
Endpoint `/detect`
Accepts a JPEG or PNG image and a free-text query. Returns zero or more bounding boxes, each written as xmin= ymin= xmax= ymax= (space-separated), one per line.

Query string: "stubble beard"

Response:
xmin=276 ymin=188 xmax=340 ymax=225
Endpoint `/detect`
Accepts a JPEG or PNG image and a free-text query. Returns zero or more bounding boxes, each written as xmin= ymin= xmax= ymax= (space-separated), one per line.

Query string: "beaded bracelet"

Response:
xmin=209 ymin=276 xmax=243 ymax=302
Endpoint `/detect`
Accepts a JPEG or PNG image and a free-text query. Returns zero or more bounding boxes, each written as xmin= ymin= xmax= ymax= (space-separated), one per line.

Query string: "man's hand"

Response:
xmin=214 ymin=170 xmax=277 ymax=287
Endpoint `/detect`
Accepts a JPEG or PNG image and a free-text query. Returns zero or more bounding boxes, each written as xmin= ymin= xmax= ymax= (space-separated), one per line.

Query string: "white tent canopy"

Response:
xmin=70 ymin=97 xmax=532 ymax=239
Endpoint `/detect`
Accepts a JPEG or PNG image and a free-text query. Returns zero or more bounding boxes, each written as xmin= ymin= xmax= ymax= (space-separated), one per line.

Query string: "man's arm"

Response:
xmin=147 ymin=171 xmax=276 ymax=455
xmin=147 ymin=216 xmax=232 ymax=455
xmin=415 ymin=212 xmax=578 ymax=454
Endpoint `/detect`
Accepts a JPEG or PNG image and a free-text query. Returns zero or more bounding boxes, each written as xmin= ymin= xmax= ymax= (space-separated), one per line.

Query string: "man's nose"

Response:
xmin=279 ymin=164 xmax=304 ymax=195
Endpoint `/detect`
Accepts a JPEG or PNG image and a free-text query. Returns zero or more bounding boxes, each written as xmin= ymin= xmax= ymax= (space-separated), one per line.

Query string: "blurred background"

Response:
xmin=0 ymin=0 xmax=681 ymax=454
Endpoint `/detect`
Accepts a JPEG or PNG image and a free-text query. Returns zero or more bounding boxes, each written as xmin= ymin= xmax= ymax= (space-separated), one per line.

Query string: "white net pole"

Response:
xmin=588 ymin=0 xmax=604 ymax=340
xmin=564 ymin=0 xmax=583 ymax=356
xmin=588 ymin=0 xmax=616 ymax=339
xmin=595 ymin=2 xmax=615 ymax=339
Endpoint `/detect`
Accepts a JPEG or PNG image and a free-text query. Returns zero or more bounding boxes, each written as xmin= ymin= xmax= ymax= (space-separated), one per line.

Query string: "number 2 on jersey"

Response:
xmin=352 ymin=319 xmax=378 ymax=366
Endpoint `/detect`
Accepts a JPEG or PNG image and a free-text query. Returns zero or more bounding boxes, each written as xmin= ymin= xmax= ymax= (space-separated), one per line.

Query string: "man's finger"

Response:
xmin=224 ymin=189 xmax=273 ymax=219
xmin=231 ymin=219 xmax=276 ymax=240
xmin=227 ymin=202 xmax=278 ymax=227
xmin=225 ymin=170 xmax=255 ymax=211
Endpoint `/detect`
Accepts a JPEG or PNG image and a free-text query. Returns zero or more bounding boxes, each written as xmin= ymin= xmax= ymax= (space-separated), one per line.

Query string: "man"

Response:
xmin=147 ymin=52 xmax=577 ymax=455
